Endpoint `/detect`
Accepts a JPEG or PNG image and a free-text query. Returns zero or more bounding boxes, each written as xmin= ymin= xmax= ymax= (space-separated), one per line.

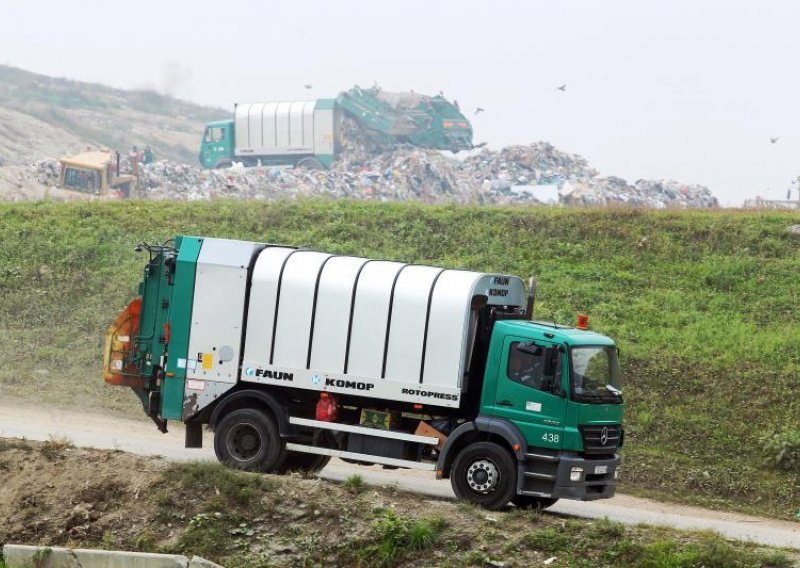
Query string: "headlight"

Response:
xmin=614 ymin=467 xmax=621 ymax=480
xmin=570 ymin=467 xmax=584 ymax=482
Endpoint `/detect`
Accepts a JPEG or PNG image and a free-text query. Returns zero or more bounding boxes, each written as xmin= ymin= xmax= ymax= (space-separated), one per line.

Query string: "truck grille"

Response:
xmin=579 ymin=425 xmax=622 ymax=455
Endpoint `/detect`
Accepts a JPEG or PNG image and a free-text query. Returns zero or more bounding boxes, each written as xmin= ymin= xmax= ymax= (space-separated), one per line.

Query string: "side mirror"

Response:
xmin=542 ymin=347 xmax=565 ymax=397
xmin=543 ymin=347 xmax=559 ymax=376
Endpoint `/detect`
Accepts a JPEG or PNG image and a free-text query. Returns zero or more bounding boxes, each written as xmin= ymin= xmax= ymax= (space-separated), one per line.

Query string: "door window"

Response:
xmin=506 ymin=342 xmax=548 ymax=391
xmin=63 ymin=168 xmax=100 ymax=194
xmin=205 ymin=127 xmax=226 ymax=143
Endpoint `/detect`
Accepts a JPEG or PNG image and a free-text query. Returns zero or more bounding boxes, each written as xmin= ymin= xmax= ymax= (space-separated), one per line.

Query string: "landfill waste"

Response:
xmin=20 ymin=142 xmax=718 ymax=208
xmin=33 ymin=158 xmax=60 ymax=185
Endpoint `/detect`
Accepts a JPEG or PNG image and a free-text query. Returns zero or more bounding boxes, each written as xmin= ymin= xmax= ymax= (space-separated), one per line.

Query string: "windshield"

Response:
xmin=570 ymin=346 xmax=622 ymax=404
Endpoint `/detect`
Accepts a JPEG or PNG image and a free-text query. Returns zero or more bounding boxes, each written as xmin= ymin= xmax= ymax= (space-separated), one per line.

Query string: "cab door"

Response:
xmin=200 ymin=124 xmax=232 ymax=168
xmin=487 ymin=336 xmax=567 ymax=450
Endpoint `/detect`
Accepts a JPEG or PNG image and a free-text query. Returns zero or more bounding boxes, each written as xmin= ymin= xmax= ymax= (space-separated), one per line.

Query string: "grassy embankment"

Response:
xmin=0 ymin=200 xmax=798 ymax=520
xmin=0 ymin=439 xmax=795 ymax=568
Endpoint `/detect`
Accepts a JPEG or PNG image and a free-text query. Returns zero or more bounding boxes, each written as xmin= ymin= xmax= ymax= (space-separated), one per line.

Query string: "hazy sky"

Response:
xmin=2 ymin=0 xmax=799 ymax=205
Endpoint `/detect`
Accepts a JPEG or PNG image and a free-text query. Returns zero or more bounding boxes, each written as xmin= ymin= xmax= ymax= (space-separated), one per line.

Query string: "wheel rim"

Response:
xmin=466 ymin=458 xmax=500 ymax=494
xmin=226 ymin=422 xmax=262 ymax=462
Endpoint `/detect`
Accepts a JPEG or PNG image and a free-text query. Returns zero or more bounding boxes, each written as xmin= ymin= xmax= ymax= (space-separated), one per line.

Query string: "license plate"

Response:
xmin=594 ymin=465 xmax=608 ymax=475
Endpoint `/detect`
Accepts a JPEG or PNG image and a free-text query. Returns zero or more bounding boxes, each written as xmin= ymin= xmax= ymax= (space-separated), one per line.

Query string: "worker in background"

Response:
xmin=143 ymin=145 xmax=154 ymax=165
xmin=130 ymin=146 xmax=142 ymax=176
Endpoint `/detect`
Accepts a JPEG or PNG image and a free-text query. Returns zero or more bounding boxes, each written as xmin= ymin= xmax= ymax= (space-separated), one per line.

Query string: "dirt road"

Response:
xmin=1 ymin=399 xmax=798 ymax=549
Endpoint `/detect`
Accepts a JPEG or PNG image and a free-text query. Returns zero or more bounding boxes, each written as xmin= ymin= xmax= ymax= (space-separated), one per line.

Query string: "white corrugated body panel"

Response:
xmin=383 ymin=266 xmax=442 ymax=382
xmin=288 ymin=101 xmax=306 ymax=148
xmin=309 ymin=256 xmax=369 ymax=372
xmin=347 ymin=261 xmax=406 ymax=377
xmin=272 ymin=251 xmax=332 ymax=368
xmin=275 ymin=102 xmax=291 ymax=148
xmin=186 ymin=238 xmax=260 ymax=383
xmin=241 ymin=247 xmax=295 ymax=364
xmin=314 ymin=108 xmax=336 ymax=154
xmin=234 ymin=103 xmax=252 ymax=153
xmin=262 ymin=102 xmax=279 ymax=149
xmin=248 ymin=103 xmax=264 ymax=148
xmin=235 ymin=100 xmax=322 ymax=156
xmin=421 ymin=270 xmax=482 ymax=388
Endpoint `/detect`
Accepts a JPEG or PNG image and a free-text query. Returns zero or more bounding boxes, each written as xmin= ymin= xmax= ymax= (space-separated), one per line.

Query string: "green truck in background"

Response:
xmin=105 ymin=237 xmax=623 ymax=510
xmin=199 ymin=86 xmax=475 ymax=170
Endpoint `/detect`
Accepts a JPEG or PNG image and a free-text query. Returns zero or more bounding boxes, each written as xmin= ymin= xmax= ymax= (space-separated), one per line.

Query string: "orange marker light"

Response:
xmin=576 ymin=314 xmax=589 ymax=330
xmin=413 ymin=404 xmax=423 ymax=410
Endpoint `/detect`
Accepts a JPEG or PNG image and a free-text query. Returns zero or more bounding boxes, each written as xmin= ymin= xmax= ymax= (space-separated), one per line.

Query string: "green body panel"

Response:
xmin=480 ymin=320 xmax=621 ymax=452
xmin=315 ymin=98 xmax=336 ymax=110
xmin=336 ymin=87 xmax=473 ymax=152
xmin=199 ymin=119 xmax=234 ymax=168
xmin=161 ymin=236 xmax=203 ymax=420
xmin=565 ymin=399 xmax=624 ymax=451
xmin=134 ymin=254 xmax=171 ymax=382
xmin=316 ymin=154 xmax=335 ymax=167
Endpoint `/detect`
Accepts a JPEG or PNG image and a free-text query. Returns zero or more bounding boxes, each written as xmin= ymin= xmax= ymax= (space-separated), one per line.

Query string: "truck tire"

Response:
xmin=295 ymin=157 xmax=325 ymax=170
xmin=214 ymin=159 xmax=232 ymax=169
xmin=451 ymin=442 xmax=517 ymax=510
xmin=279 ymin=452 xmax=331 ymax=473
xmin=214 ymin=408 xmax=286 ymax=473
xmin=512 ymin=495 xmax=559 ymax=510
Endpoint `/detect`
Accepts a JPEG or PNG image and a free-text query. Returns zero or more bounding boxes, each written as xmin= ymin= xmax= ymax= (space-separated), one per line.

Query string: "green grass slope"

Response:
xmin=0 ymin=200 xmax=798 ymax=518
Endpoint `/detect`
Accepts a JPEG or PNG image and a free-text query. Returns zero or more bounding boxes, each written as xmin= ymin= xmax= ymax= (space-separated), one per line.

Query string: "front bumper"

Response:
xmin=518 ymin=451 xmax=620 ymax=501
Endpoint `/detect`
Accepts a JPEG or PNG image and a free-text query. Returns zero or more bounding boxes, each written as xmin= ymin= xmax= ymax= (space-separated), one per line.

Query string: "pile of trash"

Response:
xmin=30 ymin=140 xmax=717 ymax=208
xmin=139 ymin=148 xmax=488 ymax=204
xmin=461 ymin=143 xmax=717 ymax=208
xmin=32 ymin=158 xmax=60 ymax=185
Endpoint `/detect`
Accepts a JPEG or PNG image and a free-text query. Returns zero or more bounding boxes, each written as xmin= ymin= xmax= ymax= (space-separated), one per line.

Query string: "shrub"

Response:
xmin=761 ymin=428 xmax=800 ymax=472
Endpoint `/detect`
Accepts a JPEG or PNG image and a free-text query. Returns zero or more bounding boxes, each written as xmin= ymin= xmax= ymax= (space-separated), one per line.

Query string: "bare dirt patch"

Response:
xmin=0 ymin=438 xmax=795 ymax=567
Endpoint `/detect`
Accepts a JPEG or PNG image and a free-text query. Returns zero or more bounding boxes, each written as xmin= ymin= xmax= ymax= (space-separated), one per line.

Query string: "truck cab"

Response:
xmin=199 ymin=120 xmax=234 ymax=169
xmin=471 ymin=321 xmax=622 ymax=503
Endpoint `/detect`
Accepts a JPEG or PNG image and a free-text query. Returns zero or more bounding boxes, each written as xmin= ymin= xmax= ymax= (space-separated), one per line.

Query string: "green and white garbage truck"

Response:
xmin=104 ymin=237 xmax=623 ymax=509
xmin=199 ymin=86 xmax=474 ymax=170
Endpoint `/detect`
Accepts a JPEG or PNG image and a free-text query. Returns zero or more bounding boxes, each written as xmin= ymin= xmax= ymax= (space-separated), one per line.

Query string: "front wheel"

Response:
xmin=214 ymin=408 xmax=286 ymax=472
xmin=451 ymin=442 xmax=517 ymax=510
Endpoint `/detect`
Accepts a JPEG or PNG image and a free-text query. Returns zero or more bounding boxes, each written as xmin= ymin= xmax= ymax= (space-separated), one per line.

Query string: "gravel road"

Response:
xmin=1 ymin=399 xmax=798 ymax=549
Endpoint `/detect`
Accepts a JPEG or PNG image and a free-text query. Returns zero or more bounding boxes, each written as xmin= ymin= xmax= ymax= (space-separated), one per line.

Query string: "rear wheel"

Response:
xmin=512 ymin=494 xmax=559 ymax=510
xmin=214 ymin=408 xmax=286 ymax=472
xmin=451 ymin=442 xmax=517 ymax=510
xmin=295 ymin=157 xmax=325 ymax=170
xmin=279 ymin=452 xmax=331 ymax=473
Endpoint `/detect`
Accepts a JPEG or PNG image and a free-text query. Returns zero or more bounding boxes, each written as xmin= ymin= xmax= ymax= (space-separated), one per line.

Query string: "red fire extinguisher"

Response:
xmin=316 ymin=392 xmax=339 ymax=422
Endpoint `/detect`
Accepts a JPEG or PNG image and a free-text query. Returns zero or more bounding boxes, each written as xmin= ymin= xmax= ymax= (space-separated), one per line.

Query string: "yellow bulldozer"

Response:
xmin=58 ymin=150 xmax=138 ymax=198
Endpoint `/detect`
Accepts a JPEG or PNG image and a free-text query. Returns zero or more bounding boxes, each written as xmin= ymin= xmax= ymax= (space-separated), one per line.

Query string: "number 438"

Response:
xmin=541 ymin=433 xmax=560 ymax=443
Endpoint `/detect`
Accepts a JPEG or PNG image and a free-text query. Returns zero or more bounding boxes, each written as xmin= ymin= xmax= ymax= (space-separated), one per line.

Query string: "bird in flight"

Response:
xmin=557 ymin=84 xmax=567 ymax=91
xmin=304 ymin=84 xmax=313 ymax=89
xmin=770 ymin=137 xmax=780 ymax=144
xmin=475 ymin=107 xmax=485 ymax=115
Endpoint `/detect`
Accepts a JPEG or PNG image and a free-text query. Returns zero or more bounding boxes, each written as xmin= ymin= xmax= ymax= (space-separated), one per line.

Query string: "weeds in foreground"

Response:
xmin=343 ymin=473 xmax=366 ymax=494
xmin=354 ymin=509 xmax=447 ymax=567
xmin=40 ymin=435 xmax=74 ymax=460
